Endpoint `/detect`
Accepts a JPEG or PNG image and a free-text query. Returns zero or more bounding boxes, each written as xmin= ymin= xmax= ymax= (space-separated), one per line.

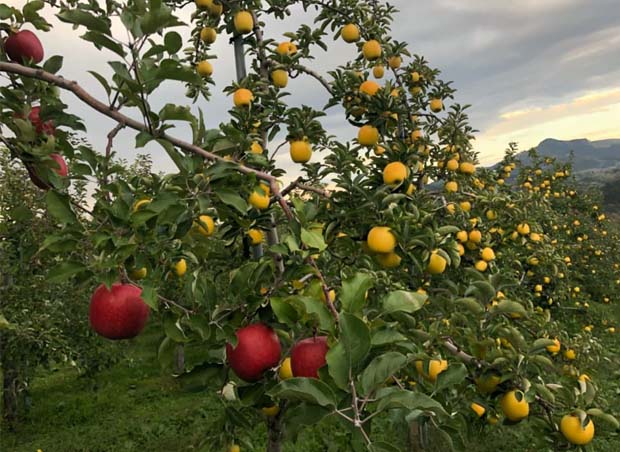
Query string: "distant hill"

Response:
xmin=516 ymin=138 xmax=620 ymax=172
xmin=506 ymin=138 xmax=620 ymax=213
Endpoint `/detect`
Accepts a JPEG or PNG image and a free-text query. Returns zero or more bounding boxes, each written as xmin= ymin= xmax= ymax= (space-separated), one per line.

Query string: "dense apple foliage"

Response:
xmin=0 ymin=0 xmax=619 ymax=450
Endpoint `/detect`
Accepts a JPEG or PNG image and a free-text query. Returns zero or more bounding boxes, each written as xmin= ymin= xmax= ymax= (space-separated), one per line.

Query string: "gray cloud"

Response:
xmin=4 ymin=0 xmax=619 ymax=174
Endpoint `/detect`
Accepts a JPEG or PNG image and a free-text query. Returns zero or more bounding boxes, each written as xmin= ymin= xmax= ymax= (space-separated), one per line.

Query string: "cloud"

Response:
xmin=474 ymin=88 xmax=620 ymax=164
xmin=3 ymin=0 xmax=618 ymax=173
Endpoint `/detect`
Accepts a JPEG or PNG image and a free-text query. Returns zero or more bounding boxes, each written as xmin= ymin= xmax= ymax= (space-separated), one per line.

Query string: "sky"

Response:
xmin=3 ymin=0 xmax=620 ymax=174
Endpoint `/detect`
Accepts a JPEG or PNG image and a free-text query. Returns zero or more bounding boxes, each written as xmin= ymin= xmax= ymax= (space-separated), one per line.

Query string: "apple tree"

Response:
xmin=0 ymin=0 xmax=618 ymax=450
xmin=0 ymin=147 xmax=120 ymax=428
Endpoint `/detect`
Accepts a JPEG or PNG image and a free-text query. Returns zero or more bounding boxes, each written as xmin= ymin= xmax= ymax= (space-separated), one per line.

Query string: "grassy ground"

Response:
xmin=2 ymin=323 xmax=619 ymax=452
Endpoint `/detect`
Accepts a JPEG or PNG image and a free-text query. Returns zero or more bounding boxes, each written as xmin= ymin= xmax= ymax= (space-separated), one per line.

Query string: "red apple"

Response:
xmin=226 ymin=323 xmax=281 ymax=382
xmin=4 ymin=30 xmax=44 ymax=64
xmin=291 ymin=336 xmax=328 ymax=378
xmin=28 ymin=106 xmax=56 ymax=136
xmin=89 ymin=283 xmax=150 ymax=340
xmin=50 ymin=153 xmax=67 ymax=177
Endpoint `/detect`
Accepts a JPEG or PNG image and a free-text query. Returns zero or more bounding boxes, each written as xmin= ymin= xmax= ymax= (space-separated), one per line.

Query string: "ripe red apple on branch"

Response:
xmin=290 ymin=336 xmax=328 ymax=378
xmin=226 ymin=323 xmax=281 ymax=382
xmin=89 ymin=283 xmax=150 ymax=340
xmin=3 ymin=29 xmax=44 ymax=64
xmin=28 ymin=106 xmax=56 ymax=136
xmin=25 ymin=153 xmax=68 ymax=189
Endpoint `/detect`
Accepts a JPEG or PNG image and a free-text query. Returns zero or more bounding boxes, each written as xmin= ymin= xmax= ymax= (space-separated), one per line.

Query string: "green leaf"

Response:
xmin=45 ymin=191 xmax=77 ymax=224
xmin=43 ymin=55 xmax=63 ymax=74
xmin=157 ymin=336 xmax=176 ymax=370
xmin=340 ymin=272 xmax=373 ymax=313
xmin=436 ymin=225 xmax=460 ymax=235
xmin=326 ymin=344 xmax=348 ymax=390
xmin=156 ymin=59 xmax=201 ymax=84
xmin=376 ymin=388 xmax=447 ymax=415
xmin=435 ymin=363 xmax=468 ymax=391
xmin=46 ymin=261 xmax=86 ymax=283
xmin=294 ymin=297 xmax=335 ymax=333
xmin=156 ymin=139 xmax=188 ymax=172
xmin=586 ymin=409 xmax=619 ymax=429
xmin=339 ymin=313 xmax=371 ymax=366
xmin=361 ymin=352 xmax=407 ymax=394
xmin=301 ymin=228 xmax=327 ymax=251
xmin=371 ymin=328 xmax=408 ymax=346
xmin=135 ymin=130 xmax=153 ymax=148
xmin=267 ymin=378 xmax=336 ymax=408
xmin=270 ymin=297 xmax=299 ymax=325
xmin=163 ymin=31 xmax=182 ymax=54
xmin=141 ymin=284 xmax=159 ymax=311
xmin=454 ymin=297 xmax=484 ymax=314
xmin=81 ymin=31 xmax=126 ymax=57
xmin=38 ymin=234 xmax=77 ymax=253
xmin=163 ymin=312 xmax=188 ymax=342
xmin=0 ymin=5 xmax=14 ymax=20
xmin=57 ymin=9 xmax=111 ymax=34
xmin=491 ymin=300 xmax=527 ymax=317
xmin=22 ymin=0 xmax=44 ymax=20
xmin=529 ymin=338 xmax=557 ymax=355
xmin=465 ymin=280 xmax=497 ymax=301
xmin=327 ymin=313 xmax=370 ymax=390
xmin=159 ymin=103 xmax=194 ymax=122
xmin=283 ymin=403 xmax=330 ymax=437
xmin=88 ymin=71 xmax=112 ymax=97
xmin=215 ymin=190 xmax=248 ymax=214
xmin=383 ymin=290 xmax=426 ymax=314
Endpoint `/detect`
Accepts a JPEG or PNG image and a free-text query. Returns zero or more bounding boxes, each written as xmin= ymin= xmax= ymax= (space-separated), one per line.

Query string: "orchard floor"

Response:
xmin=2 ymin=324 xmax=619 ymax=452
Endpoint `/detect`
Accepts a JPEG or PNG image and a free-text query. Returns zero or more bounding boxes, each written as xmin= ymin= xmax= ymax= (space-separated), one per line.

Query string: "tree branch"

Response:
xmin=291 ymin=64 xmax=334 ymax=96
xmin=0 ymin=62 xmax=294 ymax=213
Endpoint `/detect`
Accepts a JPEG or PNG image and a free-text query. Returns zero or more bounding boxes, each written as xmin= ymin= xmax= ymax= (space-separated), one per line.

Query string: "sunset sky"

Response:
xmin=4 ymin=0 xmax=619 ymax=172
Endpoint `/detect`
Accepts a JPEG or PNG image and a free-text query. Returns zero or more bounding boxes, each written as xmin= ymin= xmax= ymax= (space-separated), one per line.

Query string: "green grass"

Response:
xmin=2 ymin=324 xmax=619 ymax=452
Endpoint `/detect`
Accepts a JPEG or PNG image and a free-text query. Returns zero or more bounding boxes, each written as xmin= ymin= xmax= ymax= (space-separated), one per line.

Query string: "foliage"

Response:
xmin=0 ymin=0 xmax=618 ymax=450
xmin=0 ymin=148 xmax=114 ymax=426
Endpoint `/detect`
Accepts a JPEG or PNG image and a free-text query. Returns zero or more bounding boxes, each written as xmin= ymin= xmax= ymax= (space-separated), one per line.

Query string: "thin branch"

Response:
xmin=441 ymin=336 xmax=487 ymax=368
xmin=0 ymin=63 xmax=291 ymax=202
xmin=281 ymin=177 xmax=330 ymax=198
xmin=308 ymin=257 xmax=339 ymax=321
xmin=291 ymin=64 xmax=334 ymax=96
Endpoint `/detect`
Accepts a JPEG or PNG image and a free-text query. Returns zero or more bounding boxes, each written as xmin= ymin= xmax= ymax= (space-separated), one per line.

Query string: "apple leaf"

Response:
xmin=43 ymin=55 xmax=63 ymax=74
xmin=371 ymin=328 xmax=408 ymax=347
xmin=282 ymin=403 xmax=330 ymax=438
xmin=268 ymin=378 xmax=337 ymax=408
xmin=81 ymin=31 xmax=126 ymax=57
xmin=270 ymin=297 xmax=299 ymax=325
xmin=57 ymin=9 xmax=111 ymax=35
xmin=376 ymin=387 xmax=447 ymax=416
xmin=326 ymin=343 xmax=348 ymax=390
xmin=435 ymin=363 xmax=468 ymax=391
xmin=215 ymin=190 xmax=248 ymax=214
xmin=46 ymin=261 xmax=86 ymax=283
xmin=163 ymin=31 xmax=182 ymax=54
xmin=300 ymin=228 xmax=326 ymax=251
xmin=361 ymin=352 xmax=407 ymax=395
xmin=586 ymin=409 xmax=620 ymax=429
xmin=382 ymin=290 xmax=426 ymax=314
xmin=45 ymin=191 xmax=77 ymax=225
xmin=340 ymin=272 xmax=374 ymax=313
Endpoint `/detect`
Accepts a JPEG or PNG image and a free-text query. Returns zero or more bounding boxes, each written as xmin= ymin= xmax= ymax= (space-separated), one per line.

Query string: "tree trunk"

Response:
xmin=174 ymin=344 xmax=185 ymax=375
xmin=2 ymin=363 xmax=20 ymax=429
xmin=266 ymin=411 xmax=283 ymax=452
xmin=408 ymin=420 xmax=424 ymax=451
